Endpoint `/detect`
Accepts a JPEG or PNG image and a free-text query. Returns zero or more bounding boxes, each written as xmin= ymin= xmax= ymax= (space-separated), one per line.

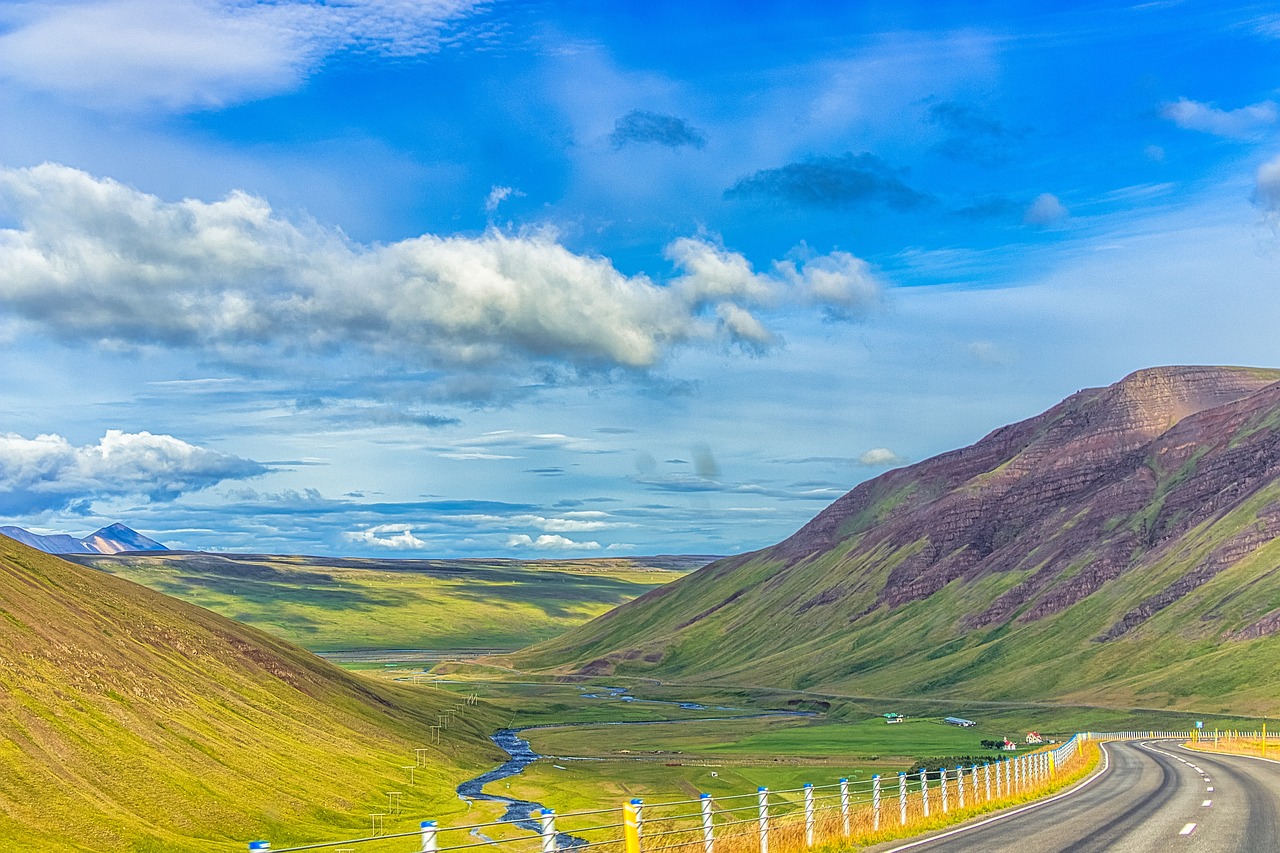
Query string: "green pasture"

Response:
xmin=525 ymin=716 xmax=1015 ymax=763
xmin=71 ymin=552 xmax=695 ymax=652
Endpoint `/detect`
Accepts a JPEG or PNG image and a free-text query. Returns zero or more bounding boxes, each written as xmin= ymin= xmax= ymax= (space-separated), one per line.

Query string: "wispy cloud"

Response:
xmin=609 ymin=110 xmax=707 ymax=150
xmin=0 ymin=429 xmax=265 ymax=513
xmin=926 ymin=100 xmax=1022 ymax=166
xmin=0 ymin=0 xmax=490 ymax=110
xmin=1160 ymin=98 xmax=1278 ymax=139
xmin=726 ymin=152 xmax=928 ymax=211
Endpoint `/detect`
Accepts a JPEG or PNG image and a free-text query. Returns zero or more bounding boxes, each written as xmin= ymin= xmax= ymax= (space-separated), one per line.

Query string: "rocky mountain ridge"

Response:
xmin=517 ymin=366 xmax=1280 ymax=712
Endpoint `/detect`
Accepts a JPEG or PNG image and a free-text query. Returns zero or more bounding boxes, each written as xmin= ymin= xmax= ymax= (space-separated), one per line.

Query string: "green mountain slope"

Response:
xmin=516 ymin=366 xmax=1280 ymax=713
xmin=0 ymin=536 xmax=503 ymax=852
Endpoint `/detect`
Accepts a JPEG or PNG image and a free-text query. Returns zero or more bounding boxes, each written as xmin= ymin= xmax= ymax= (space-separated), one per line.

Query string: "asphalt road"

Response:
xmin=870 ymin=740 xmax=1280 ymax=852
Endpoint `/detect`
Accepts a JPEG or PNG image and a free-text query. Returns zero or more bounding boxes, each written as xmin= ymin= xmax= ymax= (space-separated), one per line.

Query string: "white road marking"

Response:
xmin=1207 ymin=786 xmax=1214 ymax=792
xmin=1202 ymin=799 xmax=1212 ymax=807
xmin=1180 ymin=823 xmax=1197 ymax=836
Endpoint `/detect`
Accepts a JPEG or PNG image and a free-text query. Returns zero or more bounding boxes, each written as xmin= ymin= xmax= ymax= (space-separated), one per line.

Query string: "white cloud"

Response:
xmin=0 ymin=165 xmax=871 ymax=398
xmin=343 ymin=525 xmax=428 ymax=550
xmin=1160 ymin=98 xmax=1278 ymax=139
xmin=0 ymin=0 xmax=487 ymax=111
xmin=506 ymin=533 xmax=602 ymax=551
xmin=1024 ymin=193 xmax=1068 ymax=226
xmin=776 ymin=251 xmax=884 ymax=319
xmin=0 ymin=429 xmax=265 ymax=513
xmin=485 ymin=185 xmax=523 ymax=213
xmin=857 ymin=447 xmax=906 ymax=467
xmin=1254 ymin=154 xmax=1280 ymax=215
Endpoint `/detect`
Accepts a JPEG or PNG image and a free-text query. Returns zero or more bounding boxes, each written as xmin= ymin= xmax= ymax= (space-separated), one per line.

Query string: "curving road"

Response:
xmin=870 ymin=740 xmax=1280 ymax=852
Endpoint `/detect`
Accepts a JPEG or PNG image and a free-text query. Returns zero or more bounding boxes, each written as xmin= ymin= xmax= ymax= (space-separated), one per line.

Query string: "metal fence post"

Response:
xmin=840 ymin=778 xmax=850 ymax=837
xmin=421 ymin=820 xmax=438 ymax=853
xmin=804 ymin=784 xmax=814 ymax=846
xmin=920 ymin=769 xmax=929 ymax=817
xmin=758 ymin=787 xmax=769 ymax=853
xmin=899 ymin=773 xmax=907 ymax=825
xmin=984 ymin=764 xmax=991 ymax=801
xmin=249 ymin=844 xmax=270 ymax=852
xmin=872 ymin=775 xmax=881 ymax=831
xmin=624 ymin=799 xmax=642 ymax=853
xmin=1014 ymin=756 xmax=1020 ymax=792
xmin=940 ymin=768 xmax=949 ymax=813
xmin=540 ymin=810 xmax=557 ymax=853
xmin=701 ymin=794 xmax=714 ymax=853
xmin=956 ymin=766 xmax=965 ymax=809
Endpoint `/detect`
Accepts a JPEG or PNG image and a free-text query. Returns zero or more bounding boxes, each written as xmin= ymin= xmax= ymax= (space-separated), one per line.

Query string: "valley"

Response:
xmin=6 ymin=366 xmax=1280 ymax=851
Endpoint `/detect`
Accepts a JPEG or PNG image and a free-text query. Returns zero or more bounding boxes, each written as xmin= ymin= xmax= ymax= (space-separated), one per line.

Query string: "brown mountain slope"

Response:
xmin=516 ymin=366 xmax=1280 ymax=712
xmin=0 ymin=535 xmax=502 ymax=852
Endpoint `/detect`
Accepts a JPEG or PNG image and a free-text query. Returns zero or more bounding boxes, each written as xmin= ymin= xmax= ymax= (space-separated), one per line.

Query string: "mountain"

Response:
xmin=0 ymin=535 xmax=502 ymax=852
xmin=517 ymin=366 xmax=1280 ymax=713
xmin=0 ymin=522 xmax=166 ymax=554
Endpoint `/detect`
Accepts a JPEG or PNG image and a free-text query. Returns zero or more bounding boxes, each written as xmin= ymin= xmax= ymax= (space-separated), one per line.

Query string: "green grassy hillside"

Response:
xmin=515 ymin=367 xmax=1280 ymax=714
xmin=66 ymin=552 xmax=701 ymax=652
xmin=0 ymin=537 xmax=507 ymax=852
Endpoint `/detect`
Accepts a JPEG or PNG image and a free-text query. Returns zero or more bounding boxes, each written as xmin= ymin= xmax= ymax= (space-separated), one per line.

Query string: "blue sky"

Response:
xmin=1 ymin=0 xmax=1278 ymax=556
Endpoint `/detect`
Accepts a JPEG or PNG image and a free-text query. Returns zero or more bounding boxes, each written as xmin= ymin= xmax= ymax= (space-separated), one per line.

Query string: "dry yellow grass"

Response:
xmin=550 ymin=741 xmax=1103 ymax=853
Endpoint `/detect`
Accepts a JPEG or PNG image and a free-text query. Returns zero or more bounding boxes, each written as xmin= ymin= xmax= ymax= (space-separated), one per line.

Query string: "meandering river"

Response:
xmin=453 ymin=687 xmax=812 ymax=848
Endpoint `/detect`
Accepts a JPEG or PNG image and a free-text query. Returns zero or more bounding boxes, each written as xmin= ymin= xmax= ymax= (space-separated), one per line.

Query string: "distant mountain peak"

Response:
xmin=0 ymin=523 xmax=167 ymax=555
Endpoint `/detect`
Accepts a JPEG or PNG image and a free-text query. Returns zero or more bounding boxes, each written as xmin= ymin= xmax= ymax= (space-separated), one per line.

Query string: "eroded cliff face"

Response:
xmin=773 ymin=366 xmax=1280 ymax=630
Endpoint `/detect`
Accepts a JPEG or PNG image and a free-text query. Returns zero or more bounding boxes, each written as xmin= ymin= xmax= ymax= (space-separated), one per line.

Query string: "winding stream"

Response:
xmin=453 ymin=687 xmax=812 ymax=848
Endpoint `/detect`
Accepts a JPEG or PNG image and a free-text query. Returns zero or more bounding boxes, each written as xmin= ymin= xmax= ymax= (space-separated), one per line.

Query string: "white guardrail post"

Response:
xmin=872 ymin=775 xmax=881 ymax=831
xmin=971 ymin=764 xmax=978 ymax=803
xmin=421 ymin=820 xmax=438 ymax=853
xmin=758 ymin=787 xmax=769 ymax=853
xmin=920 ymin=769 xmax=929 ymax=817
xmin=804 ymin=784 xmax=814 ymax=846
xmin=700 ymin=793 xmax=714 ymax=853
xmin=956 ymin=766 xmax=964 ymax=809
xmin=899 ymin=772 xmax=907 ymax=826
xmin=940 ymin=768 xmax=949 ymax=813
xmin=984 ymin=763 xmax=991 ymax=801
xmin=840 ymin=777 xmax=851 ymax=836
xmin=539 ymin=810 xmax=557 ymax=853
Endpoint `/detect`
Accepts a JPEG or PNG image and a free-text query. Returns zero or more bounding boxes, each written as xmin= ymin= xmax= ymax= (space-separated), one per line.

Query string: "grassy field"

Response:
xmin=69 ymin=552 xmax=703 ymax=652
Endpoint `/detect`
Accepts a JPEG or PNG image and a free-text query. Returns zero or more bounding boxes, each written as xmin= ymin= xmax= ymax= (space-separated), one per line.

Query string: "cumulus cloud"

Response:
xmin=343 ymin=525 xmax=428 ymax=550
xmin=0 ymin=429 xmax=266 ymax=513
xmin=0 ymin=165 xmax=885 ymax=398
xmin=609 ymin=110 xmax=707 ymax=150
xmin=726 ymin=152 xmax=928 ymax=211
xmin=1024 ymin=193 xmax=1068 ymax=225
xmin=1254 ymin=155 xmax=1280 ymax=215
xmin=1160 ymin=98 xmax=1277 ymax=139
xmin=856 ymin=448 xmax=906 ymax=467
xmin=0 ymin=0 xmax=488 ymax=110
xmin=776 ymin=251 xmax=884 ymax=320
xmin=506 ymin=533 xmax=601 ymax=551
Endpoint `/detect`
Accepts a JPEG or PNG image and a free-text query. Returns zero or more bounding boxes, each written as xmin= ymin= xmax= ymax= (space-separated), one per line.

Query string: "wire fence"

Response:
xmin=246 ymin=731 xmax=1113 ymax=853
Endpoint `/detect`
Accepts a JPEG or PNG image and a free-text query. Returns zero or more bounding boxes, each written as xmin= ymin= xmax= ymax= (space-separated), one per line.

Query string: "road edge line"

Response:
xmin=876 ymin=743 xmax=1113 ymax=852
